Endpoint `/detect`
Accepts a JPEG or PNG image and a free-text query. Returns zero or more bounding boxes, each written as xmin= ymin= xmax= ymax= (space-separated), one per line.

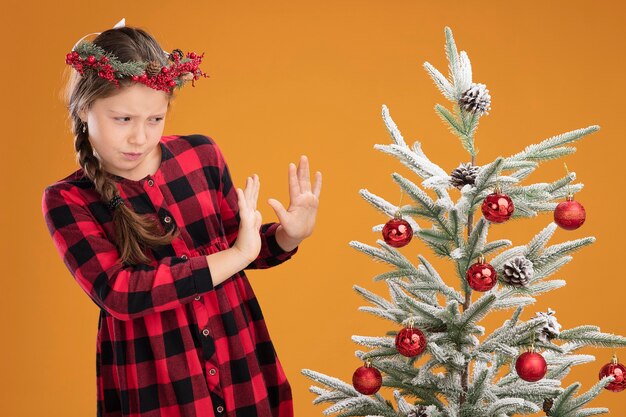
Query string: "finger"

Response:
xmin=245 ymin=176 xmax=252 ymax=208
xmin=288 ymin=162 xmax=299 ymax=198
xmin=297 ymin=155 xmax=309 ymax=193
xmin=243 ymin=176 xmax=251 ymax=199
xmin=312 ymin=171 xmax=322 ymax=199
xmin=253 ymin=174 xmax=260 ymax=210
xmin=267 ymin=198 xmax=287 ymax=223
xmin=237 ymin=188 xmax=248 ymax=210
xmin=249 ymin=174 xmax=258 ymax=211
xmin=300 ymin=155 xmax=311 ymax=192
xmin=246 ymin=177 xmax=256 ymax=208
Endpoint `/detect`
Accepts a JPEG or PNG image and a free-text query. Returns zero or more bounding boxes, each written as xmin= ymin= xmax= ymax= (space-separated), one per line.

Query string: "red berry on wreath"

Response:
xmin=352 ymin=360 xmax=382 ymax=395
xmin=599 ymin=354 xmax=626 ymax=392
xmin=554 ymin=194 xmax=586 ymax=230
xmin=515 ymin=349 xmax=547 ymax=382
xmin=466 ymin=255 xmax=498 ymax=292
xmin=395 ymin=318 xmax=427 ymax=357
xmin=481 ymin=184 xmax=514 ymax=223
xmin=382 ymin=211 xmax=413 ymax=248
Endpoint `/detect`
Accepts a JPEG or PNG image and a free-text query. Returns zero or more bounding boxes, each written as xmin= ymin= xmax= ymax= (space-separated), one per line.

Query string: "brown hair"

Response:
xmin=62 ymin=25 xmax=180 ymax=265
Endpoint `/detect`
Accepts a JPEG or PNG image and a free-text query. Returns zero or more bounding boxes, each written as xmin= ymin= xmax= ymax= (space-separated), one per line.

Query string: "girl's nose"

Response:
xmin=129 ymin=125 xmax=148 ymax=146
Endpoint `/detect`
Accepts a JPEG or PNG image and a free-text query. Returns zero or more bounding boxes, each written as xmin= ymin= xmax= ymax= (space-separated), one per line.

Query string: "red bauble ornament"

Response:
xmin=554 ymin=194 xmax=586 ymax=230
xmin=382 ymin=212 xmax=413 ymax=248
xmin=395 ymin=319 xmax=427 ymax=357
xmin=515 ymin=350 xmax=547 ymax=382
xmin=599 ymin=354 xmax=626 ymax=392
xmin=466 ymin=255 xmax=498 ymax=292
xmin=352 ymin=361 xmax=382 ymax=395
xmin=481 ymin=185 xmax=514 ymax=223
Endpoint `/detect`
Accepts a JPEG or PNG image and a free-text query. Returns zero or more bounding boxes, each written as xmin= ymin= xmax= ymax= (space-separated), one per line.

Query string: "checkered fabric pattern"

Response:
xmin=42 ymin=134 xmax=299 ymax=417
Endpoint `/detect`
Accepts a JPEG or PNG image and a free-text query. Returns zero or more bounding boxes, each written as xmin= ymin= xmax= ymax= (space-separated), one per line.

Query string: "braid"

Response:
xmin=74 ymin=118 xmax=180 ymax=265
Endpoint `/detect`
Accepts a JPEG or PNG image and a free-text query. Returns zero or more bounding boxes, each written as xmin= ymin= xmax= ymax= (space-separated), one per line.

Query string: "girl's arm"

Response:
xmin=206 ymin=245 xmax=253 ymax=285
xmin=42 ymin=185 xmax=244 ymax=321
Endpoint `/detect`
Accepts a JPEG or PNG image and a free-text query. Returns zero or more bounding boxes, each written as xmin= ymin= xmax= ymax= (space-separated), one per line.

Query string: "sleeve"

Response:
xmin=42 ymin=185 xmax=215 ymax=321
xmin=212 ymin=138 xmax=299 ymax=269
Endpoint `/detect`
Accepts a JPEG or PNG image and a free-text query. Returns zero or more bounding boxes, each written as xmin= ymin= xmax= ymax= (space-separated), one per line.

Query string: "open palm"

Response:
xmin=267 ymin=155 xmax=322 ymax=241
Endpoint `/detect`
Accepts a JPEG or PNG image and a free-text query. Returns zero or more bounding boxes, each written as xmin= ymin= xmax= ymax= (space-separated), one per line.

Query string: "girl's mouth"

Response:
xmin=123 ymin=152 xmax=142 ymax=160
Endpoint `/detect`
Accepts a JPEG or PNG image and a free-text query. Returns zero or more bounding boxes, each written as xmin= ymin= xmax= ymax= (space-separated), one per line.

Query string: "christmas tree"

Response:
xmin=301 ymin=27 xmax=626 ymax=417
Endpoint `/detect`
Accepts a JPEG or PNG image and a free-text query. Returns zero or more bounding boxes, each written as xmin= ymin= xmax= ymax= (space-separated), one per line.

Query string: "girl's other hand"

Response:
xmin=267 ymin=155 xmax=321 ymax=242
xmin=233 ymin=174 xmax=262 ymax=263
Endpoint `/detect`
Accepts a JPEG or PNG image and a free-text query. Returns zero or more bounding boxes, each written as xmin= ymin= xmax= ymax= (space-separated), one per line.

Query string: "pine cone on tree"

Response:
xmin=501 ymin=256 xmax=534 ymax=287
xmin=407 ymin=405 xmax=428 ymax=417
xmin=145 ymin=60 xmax=163 ymax=78
xmin=543 ymin=397 xmax=554 ymax=415
xmin=458 ymin=82 xmax=491 ymax=115
xmin=450 ymin=162 xmax=480 ymax=189
xmin=535 ymin=308 xmax=562 ymax=343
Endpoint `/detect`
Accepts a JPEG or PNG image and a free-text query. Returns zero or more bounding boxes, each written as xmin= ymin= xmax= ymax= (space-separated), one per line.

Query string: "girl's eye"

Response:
xmin=114 ymin=117 xmax=164 ymax=123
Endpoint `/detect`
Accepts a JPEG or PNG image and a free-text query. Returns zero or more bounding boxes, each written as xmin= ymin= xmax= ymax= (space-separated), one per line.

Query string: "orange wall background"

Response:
xmin=2 ymin=1 xmax=625 ymax=416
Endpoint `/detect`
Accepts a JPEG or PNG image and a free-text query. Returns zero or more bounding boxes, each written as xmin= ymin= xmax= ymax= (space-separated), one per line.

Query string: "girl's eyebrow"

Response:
xmin=107 ymin=109 xmax=166 ymax=117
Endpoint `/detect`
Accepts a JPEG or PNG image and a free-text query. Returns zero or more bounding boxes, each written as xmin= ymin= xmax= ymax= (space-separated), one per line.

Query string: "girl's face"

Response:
xmin=79 ymin=83 xmax=170 ymax=181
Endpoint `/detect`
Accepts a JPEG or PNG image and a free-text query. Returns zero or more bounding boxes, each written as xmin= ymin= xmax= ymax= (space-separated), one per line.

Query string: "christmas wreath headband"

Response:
xmin=65 ymin=18 xmax=209 ymax=93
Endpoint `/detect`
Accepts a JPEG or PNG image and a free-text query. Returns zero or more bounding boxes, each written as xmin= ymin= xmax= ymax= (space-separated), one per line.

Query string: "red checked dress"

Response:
xmin=41 ymin=134 xmax=299 ymax=417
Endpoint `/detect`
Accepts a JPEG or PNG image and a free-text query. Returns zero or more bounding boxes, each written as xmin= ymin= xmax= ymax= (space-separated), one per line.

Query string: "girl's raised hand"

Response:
xmin=267 ymin=155 xmax=322 ymax=242
xmin=233 ymin=174 xmax=262 ymax=263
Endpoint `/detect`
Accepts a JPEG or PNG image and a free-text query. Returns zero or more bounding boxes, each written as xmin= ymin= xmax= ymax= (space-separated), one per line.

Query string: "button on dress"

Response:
xmin=41 ymin=134 xmax=299 ymax=417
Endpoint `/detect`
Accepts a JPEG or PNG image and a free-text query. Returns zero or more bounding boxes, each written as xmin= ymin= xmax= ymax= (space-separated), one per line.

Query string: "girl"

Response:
xmin=42 ymin=18 xmax=321 ymax=417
